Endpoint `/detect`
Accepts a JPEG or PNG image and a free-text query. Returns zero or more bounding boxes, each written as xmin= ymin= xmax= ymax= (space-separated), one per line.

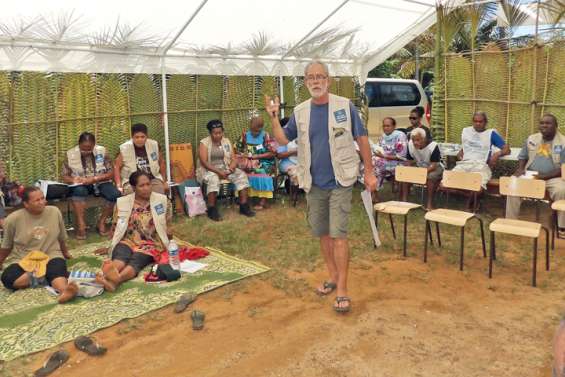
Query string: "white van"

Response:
xmin=363 ymin=78 xmax=430 ymax=138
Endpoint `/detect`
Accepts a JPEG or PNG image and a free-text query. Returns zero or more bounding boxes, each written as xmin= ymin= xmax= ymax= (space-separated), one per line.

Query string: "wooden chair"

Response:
xmin=550 ymin=164 xmax=565 ymax=248
xmin=374 ymin=166 xmax=430 ymax=257
xmin=424 ymin=171 xmax=487 ymax=270
xmin=490 ymin=176 xmax=550 ymax=287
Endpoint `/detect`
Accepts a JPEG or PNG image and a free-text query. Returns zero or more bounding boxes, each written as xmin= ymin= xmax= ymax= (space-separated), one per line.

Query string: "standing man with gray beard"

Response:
xmin=265 ymin=61 xmax=377 ymax=313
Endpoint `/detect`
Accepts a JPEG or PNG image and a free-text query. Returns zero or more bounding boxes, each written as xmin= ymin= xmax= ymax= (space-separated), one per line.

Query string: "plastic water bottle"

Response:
xmin=168 ymin=240 xmax=180 ymax=270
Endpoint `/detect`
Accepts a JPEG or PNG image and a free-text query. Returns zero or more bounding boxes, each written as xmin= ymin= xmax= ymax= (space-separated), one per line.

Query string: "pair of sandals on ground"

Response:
xmin=34 ymin=336 xmax=106 ymax=377
xmin=316 ymin=281 xmax=351 ymax=313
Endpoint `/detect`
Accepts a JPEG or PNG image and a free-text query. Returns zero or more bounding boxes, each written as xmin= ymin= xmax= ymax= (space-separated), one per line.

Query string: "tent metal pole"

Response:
xmin=279 ymin=76 xmax=285 ymax=119
xmin=160 ymin=57 xmax=172 ymax=189
xmin=281 ymin=0 xmax=350 ymax=59
xmin=159 ymin=0 xmax=208 ymax=188
xmin=161 ymin=0 xmax=209 ymax=55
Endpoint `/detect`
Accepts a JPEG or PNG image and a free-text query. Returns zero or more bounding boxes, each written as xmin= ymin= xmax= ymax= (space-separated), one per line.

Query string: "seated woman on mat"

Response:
xmin=197 ymin=119 xmax=255 ymax=222
xmin=61 ymin=132 xmax=121 ymax=239
xmin=401 ymin=128 xmax=444 ymax=210
xmin=95 ymin=171 xmax=173 ymax=292
xmin=373 ymin=117 xmax=407 ymax=201
xmin=0 ymin=187 xmax=78 ymax=303
xmin=236 ymin=113 xmax=277 ymax=210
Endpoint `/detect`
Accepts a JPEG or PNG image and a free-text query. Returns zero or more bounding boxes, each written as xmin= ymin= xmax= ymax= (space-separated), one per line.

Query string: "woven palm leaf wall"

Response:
xmin=223 ymin=76 xmax=254 ymax=143
xmin=445 ymin=55 xmax=474 ymax=143
xmin=166 ymin=74 xmax=197 ymax=146
xmin=0 ymin=73 xmax=10 ymax=169
xmin=11 ymin=72 xmax=57 ymax=182
xmin=96 ymin=74 xmax=130 ymax=157
xmin=57 ymin=73 xmax=97 ymax=167
xmin=542 ymin=41 xmax=565 ymax=125
xmin=128 ymin=74 xmax=164 ymax=148
xmin=0 ymin=72 xmax=356 ymax=183
xmin=443 ymin=41 xmax=564 ymax=146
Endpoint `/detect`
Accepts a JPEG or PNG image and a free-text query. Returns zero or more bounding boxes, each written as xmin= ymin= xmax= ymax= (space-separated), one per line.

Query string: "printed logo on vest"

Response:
xmin=154 ymin=203 xmax=165 ymax=215
xmin=554 ymin=145 xmax=563 ymax=154
xmin=224 ymin=144 xmax=230 ymax=152
xmin=95 ymin=154 xmax=104 ymax=164
xmin=333 ymin=109 xmax=347 ymax=123
xmin=150 ymin=151 xmax=158 ymax=161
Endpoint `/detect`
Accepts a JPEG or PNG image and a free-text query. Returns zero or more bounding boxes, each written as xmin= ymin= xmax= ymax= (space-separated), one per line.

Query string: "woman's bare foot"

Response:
xmin=58 ymin=282 xmax=79 ymax=304
xmin=95 ymin=273 xmax=116 ymax=292
xmin=101 ymin=260 xmax=120 ymax=284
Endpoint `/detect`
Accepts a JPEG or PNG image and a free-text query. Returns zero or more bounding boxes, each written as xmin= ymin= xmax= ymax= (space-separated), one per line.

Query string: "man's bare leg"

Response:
xmin=317 ymin=235 xmax=338 ymax=294
xmin=333 ymin=238 xmax=350 ymax=310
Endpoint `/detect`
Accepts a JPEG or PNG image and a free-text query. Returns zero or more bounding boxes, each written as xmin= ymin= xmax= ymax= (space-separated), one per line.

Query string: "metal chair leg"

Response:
xmin=424 ymin=220 xmax=430 ymax=263
xmin=459 ymin=226 xmax=465 ymax=271
xmin=403 ymin=215 xmax=408 ymax=257
xmin=389 ymin=213 xmax=396 ymax=240
xmin=374 ymin=210 xmax=379 ymax=249
xmin=435 ymin=222 xmax=441 ymax=247
xmin=552 ymin=210 xmax=556 ymax=250
xmin=532 ymin=238 xmax=538 ymax=287
xmin=477 ymin=217 xmax=487 ymax=258
xmin=489 ymin=231 xmax=495 ymax=279
xmin=544 ymin=227 xmax=550 ymax=271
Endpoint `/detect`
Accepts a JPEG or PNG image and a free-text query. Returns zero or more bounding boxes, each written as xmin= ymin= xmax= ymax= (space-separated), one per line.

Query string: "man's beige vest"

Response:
xmin=196 ymin=136 xmax=233 ymax=182
xmin=67 ymin=145 xmax=107 ymax=176
xmin=109 ymin=192 xmax=169 ymax=257
xmin=119 ymin=139 xmax=163 ymax=184
xmin=293 ymin=93 xmax=360 ymax=193
xmin=525 ymin=132 xmax=565 ymax=169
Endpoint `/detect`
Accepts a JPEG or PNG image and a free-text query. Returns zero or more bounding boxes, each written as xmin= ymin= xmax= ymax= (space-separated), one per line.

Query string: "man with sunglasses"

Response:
xmin=265 ymin=61 xmax=377 ymax=314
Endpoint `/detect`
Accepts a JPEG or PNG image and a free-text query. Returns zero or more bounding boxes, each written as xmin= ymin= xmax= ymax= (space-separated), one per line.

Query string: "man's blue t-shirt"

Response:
xmin=283 ymin=101 xmax=367 ymax=189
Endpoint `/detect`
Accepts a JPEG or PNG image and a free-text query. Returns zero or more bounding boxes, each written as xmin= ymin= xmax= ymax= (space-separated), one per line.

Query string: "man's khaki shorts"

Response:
xmin=306 ymin=185 xmax=353 ymax=239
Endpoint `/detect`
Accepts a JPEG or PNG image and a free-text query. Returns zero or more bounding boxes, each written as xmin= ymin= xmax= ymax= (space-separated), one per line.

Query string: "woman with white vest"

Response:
xmin=197 ymin=119 xmax=255 ymax=221
xmin=401 ymin=128 xmax=443 ymax=210
xmin=95 ymin=171 xmax=172 ymax=292
xmin=114 ymin=123 xmax=168 ymax=195
xmin=61 ymin=132 xmax=121 ymax=239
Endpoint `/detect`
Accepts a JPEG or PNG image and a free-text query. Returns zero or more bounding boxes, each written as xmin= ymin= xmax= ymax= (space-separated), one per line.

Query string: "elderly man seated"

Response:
xmin=0 ymin=187 xmax=77 ymax=303
xmin=401 ymin=128 xmax=444 ymax=209
xmin=451 ymin=111 xmax=510 ymax=208
xmin=506 ymin=114 xmax=565 ymax=236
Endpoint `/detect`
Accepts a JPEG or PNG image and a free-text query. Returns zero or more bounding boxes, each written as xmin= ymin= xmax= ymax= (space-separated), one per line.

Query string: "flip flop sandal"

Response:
xmin=334 ymin=296 xmax=351 ymax=314
xmin=74 ymin=336 xmax=107 ymax=356
xmin=315 ymin=281 xmax=337 ymax=296
xmin=174 ymin=292 xmax=197 ymax=313
xmin=191 ymin=310 xmax=205 ymax=330
xmin=34 ymin=349 xmax=69 ymax=377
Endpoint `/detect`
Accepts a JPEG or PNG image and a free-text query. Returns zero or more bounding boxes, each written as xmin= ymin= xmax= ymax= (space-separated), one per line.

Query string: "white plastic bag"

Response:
xmin=184 ymin=187 xmax=207 ymax=217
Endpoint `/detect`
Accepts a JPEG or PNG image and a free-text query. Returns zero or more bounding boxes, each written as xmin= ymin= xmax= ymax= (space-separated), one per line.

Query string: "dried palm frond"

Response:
xmin=0 ymin=17 xmax=41 ymax=39
xmin=241 ymin=32 xmax=278 ymax=56
xmin=89 ymin=21 xmax=165 ymax=49
xmin=33 ymin=11 xmax=83 ymax=43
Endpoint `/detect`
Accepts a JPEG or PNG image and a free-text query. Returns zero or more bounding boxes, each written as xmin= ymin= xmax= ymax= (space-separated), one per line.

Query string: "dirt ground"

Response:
xmin=4 ymin=195 xmax=565 ymax=377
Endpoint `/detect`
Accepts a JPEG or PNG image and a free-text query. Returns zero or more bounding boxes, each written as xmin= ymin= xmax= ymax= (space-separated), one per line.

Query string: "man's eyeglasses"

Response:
xmin=305 ymin=74 xmax=328 ymax=81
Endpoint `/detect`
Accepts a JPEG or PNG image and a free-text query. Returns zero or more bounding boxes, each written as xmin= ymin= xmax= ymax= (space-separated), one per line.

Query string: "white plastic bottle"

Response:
xmin=168 ymin=239 xmax=180 ymax=270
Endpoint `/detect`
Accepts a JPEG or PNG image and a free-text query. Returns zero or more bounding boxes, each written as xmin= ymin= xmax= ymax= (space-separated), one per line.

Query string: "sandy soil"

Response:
xmin=18 ymin=239 xmax=564 ymax=377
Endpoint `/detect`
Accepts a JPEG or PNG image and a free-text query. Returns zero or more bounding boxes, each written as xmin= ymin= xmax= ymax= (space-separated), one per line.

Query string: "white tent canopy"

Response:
xmin=0 ymin=0 xmax=450 ymax=80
